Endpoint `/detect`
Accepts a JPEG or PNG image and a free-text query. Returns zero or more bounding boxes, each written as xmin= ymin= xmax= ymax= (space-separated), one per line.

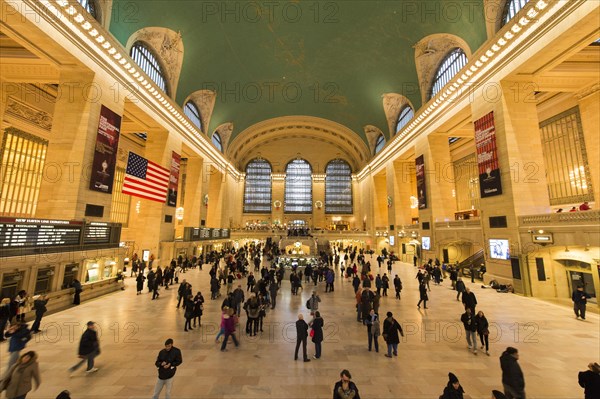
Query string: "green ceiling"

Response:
xmin=110 ymin=1 xmax=487 ymax=143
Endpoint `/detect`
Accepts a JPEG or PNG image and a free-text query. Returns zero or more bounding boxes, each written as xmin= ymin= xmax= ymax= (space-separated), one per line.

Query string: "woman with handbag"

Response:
xmin=0 ymin=351 xmax=41 ymax=399
xmin=475 ymin=311 xmax=490 ymax=355
xmin=183 ymin=295 xmax=195 ymax=332
xmin=192 ymin=291 xmax=205 ymax=328
xmin=309 ymin=311 xmax=324 ymax=359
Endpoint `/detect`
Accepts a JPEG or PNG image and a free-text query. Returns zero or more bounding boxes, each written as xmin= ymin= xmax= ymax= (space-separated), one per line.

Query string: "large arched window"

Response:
xmin=184 ymin=101 xmax=202 ymax=130
xmin=130 ymin=41 xmax=169 ymax=95
xmin=502 ymin=0 xmax=530 ymax=26
xmin=395 ymin=106 xmax=415 ymax=134
xmin=285 ymin=159 xmax=312 ymax=213
xmin=374 ymin=134 xmax=386 ymax=154
xmin=78 ymin=0 xmax=98 ymax=20
xmin=430 ymin=48 xmax=468 ymax=100
xmin=211 ymin=132 xmax=223 ymax=152
xmin=244 ymin=159 xmax=272 ymax=213
xmin=325 ymin=159 xmax=353 ymax=214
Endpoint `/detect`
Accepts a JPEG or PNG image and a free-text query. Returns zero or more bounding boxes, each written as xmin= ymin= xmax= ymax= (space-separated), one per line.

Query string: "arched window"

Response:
xmin=430 ymin=48 xmax=468 ymax=100
xmin=502 ymin=0 xmax=530 ymax=26
xmin=130 ymin=41 xmax=169 ymax=95
xmin=244 ymin=159 xmax=272 ymax=213
xmin=325 ymin=159 xmax=353 ymax=214
xmin=374 ymin=134 xmax=386 ymax=154
xmin=211 ymin=132 xmax=223 ymax=152
xmin=78 ymin=0 xmax=98 ymax=20
xmin=184 ymin=101 xmax=202 ymax=130
xmin=395 ymin=106 xmax=415 ymax=134
xmin=285 ymin=159 xmax=312 ymax=213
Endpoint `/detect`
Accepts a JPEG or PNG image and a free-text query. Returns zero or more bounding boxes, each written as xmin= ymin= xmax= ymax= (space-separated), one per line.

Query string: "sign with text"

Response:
xmin=415 ymin=155 xmax=427 ymax=209
xmin=89 ymin=105 xmax=121 ymax=194
xmin=167 ymin=151 xmax=181 ymax=207
xmin=475 ymin=112 xmax=503 ymax=198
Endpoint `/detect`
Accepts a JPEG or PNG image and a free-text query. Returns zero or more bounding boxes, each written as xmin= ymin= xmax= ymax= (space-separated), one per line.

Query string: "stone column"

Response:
xmin=576 ymin=86 xmax=600 ymax=204
xmin=181 ymin=156 xmax=204 ymax=227
xmin=312 ymin=176 xmax=325 ymax=228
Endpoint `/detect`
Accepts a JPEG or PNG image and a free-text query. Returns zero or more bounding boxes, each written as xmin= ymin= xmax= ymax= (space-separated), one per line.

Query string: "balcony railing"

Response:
xmin=434 ymin=219 xmax=482 ymax=229
xmin=519 ymin=210 xmax=600 ymax=226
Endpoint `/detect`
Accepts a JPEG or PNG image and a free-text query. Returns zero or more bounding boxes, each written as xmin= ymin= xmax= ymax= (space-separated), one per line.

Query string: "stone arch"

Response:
xmin=364 ymin=125 xmax=385 ymax=156
xmin=125 ymin=27 xmax=184 ymax=98
xmin=382 ymin=93 xmax=416 ymax=137
xmin=414 ymin=34 xmax=472 ymax=104
xmin=213 ymin=122 xmax=234 ymax=154
xmin=183 ymin=90 xmax=217 ymax=135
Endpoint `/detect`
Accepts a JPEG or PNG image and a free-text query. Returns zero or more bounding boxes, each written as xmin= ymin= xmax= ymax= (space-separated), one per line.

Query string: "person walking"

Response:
xmin=475 ymin=311 xmax=490 ymax=356
xmin=4 ymin=321 xmax=31 ymax=372
xmin=461 ymin=308 xmax=478 ymax=355
xmin=417 ymin=281 xmax=428 ymax=309
xmin=152 ymin=338 xmax=182 ymax=399
xmin=462 ymin=287 xmax=477 ymax=314
xmin=578 ymin=362 xmax=600 ymax=399
xmin=572 ymin=285 xmax=591 ymax=320
xmin=136 ymin=273 xmax=146 ymax=295
xmin=393 ymin=275 xmax=402 ymax=300
xmin=268 ymin=282 xmax=278 ymax=310
xmin=382 ymin=311 xmax=403 ymax=358
xmin=381 ymin=274 xmax=389 ymax=296
xmin=183 ymin=295 xmax=194 ymax=332
xmin=500 ymin=347 xmax=526 ymax=399
xmin=30 ymin=295 xmax=49 ymax=334
xmin=333 ymin=369 xmax=361 ymax=399
xmin=455 ymin=277 xmax=465 ymax=301
xmin=294 ymin=314 xmax=310 ymax=362
xmin=0 ymin=351 xmax=40 ymax=399
xmin=309 ymin=311 xmax=324 ymax=359
xmin=0 ymin=298 xmax=10 ymax=342
xmin=365 ymin=309 xmax=380 ymax=353
xmin=220 ymin=308 xmax=239 ymax=351
xmin=440 ymin=372 xmax=465 ymax=399
xmin=68 ymin=321 xmax=100 ymax=375
xmin=307 ymin=291 xmax=321 ymax=316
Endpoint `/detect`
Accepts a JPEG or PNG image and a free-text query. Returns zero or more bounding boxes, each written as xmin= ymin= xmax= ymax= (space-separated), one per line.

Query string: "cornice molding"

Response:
xmin=5 ymin=97 xmax=53 ymax=131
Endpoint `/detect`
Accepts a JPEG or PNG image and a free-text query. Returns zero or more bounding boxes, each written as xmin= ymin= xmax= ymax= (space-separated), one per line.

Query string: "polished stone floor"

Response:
xmin=1 ymin=257 xmax=597 ymax=399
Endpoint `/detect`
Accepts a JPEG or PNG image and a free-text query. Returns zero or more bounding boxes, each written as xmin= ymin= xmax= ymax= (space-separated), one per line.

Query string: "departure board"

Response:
xmin=83 ymin=223 xmax=111 ymax=244
xmin=0 ymin=218 xmax=82 ymax=248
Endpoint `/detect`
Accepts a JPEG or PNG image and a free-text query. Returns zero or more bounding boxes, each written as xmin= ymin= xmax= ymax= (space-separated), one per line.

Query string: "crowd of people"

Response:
xmin=0 ymin=241 xmax=598 ymax=399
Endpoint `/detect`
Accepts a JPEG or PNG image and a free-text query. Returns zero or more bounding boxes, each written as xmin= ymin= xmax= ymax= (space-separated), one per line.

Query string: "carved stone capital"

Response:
xmin=5 ymin=97 xmax=53 ymax=131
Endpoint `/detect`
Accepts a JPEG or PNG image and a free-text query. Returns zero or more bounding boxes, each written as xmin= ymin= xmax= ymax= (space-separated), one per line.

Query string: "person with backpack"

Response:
xmin=30 ymin=295 xmax=49 ymax=334
xmin=393 ymin=274 xmax=402 ymax=300
xmin=365 ymin=309 xmax=380 ymax=353
xmin=455 ymin=277 xmax=466 ymax=301
xmin=307 ymin=291 xmax=321 ymax=315
xmin=382 ymin=311 xmax=403 ymax=358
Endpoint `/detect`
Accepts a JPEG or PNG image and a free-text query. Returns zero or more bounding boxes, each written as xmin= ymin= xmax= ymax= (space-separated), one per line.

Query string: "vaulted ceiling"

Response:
xmin=110 ymin=0 xmax=487 ymax=144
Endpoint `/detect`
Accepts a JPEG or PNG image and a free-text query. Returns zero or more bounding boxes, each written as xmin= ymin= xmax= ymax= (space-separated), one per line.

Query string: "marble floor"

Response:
xmin=1 ymin=258 xmax=597 ymax=399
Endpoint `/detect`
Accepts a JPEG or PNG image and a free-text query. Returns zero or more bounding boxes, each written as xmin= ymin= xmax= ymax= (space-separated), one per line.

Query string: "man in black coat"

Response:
xmin=269 ymin=282 xmax=278 ymax=310
xmin=69 ymin=321 xmax=100 ymax=374
xmin=461 ymin=308 xmax=478 ymax=355
xmin=294 ymin=314 xmax=310 ymax=362
xmin=382 ymin=311 xmax=403 ymax=358
xmin=572 ymin=285 xmax=591 ymax=320
xmin=462 ymin=287 xmax=477 ymax=314
xmin=333 ymin=369 xmax=361 ymax=399
xmin=31 ymin=295 xmax=49 ymax=333
xmin=500 ymin=347 xmax=525 ymax=399
xmin=152 ymin=338 xmax=183 ymax=399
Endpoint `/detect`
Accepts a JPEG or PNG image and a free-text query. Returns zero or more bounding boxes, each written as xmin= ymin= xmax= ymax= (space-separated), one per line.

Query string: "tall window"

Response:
xmin=285 ymin=159 xmax=312 ymax=213
xmin=374 ymin=134 xmax=386 ymax=154
xmin=130 ymin=42 xmax=169 ymax=95
xmin=78 ymin=0 xmax=98 ymax=20
xmin=395 ymin=106 xmax=415 ymax=134
xmin=325 ymin=159 xmax=353 ymax=214
xmin=244 ymin=159 xmax=272 ymax=213
xmin=110 ymin=167 xmax=131 ymax=226
xmin=0 ymin=128 xmax=48 ymax=217
xmin=184 ymin=101 xmax=202 ymax=130
xmin=212 ymin=133 xmax=223 ymax=152
xmin=540 ymin=107 xmax=594 ymax=205
xmin=453 ymin=154 xmax=480 ymax=211
xmin=430 ymin=48 xmax=468 ymax=100
xmin=502 ymin=0 xmax=530 ymax=26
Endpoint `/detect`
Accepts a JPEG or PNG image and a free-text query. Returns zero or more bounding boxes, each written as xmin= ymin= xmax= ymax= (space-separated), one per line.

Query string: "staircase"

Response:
xmin=458 ymin=249 xmax=485 ymax=274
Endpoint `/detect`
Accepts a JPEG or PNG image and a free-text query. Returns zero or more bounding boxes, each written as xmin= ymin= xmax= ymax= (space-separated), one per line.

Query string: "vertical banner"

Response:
xmin=167 ymin=151 xmax=181 ymax=207
xmin=474 ymin=111 xmax=503 ymax=198
xmin=89 ymin=105 xmax=121 ymax=193
xmin=415 ymin=155 xmax=427 ymax=209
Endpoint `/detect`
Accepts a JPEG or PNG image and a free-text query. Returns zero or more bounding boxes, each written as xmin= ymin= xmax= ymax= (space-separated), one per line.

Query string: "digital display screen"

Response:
xmin=83 ymin=223 xmax=111 ymax=244
xmin=422 ymin=236 xmax=431 ymax=250
xmin=489 ymin=239 xmax=510 ymax=260
xmin=0 ymin=218 xmax=82 ymax=248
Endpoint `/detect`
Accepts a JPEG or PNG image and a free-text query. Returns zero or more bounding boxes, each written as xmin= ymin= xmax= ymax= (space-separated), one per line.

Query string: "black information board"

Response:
xmin=183 ymin=227 xmax=231 ymax=242
xmin=83 ymin=223 xmax=111 ymax=244
xmin=0 ymin=218 xmax=82 ymax=248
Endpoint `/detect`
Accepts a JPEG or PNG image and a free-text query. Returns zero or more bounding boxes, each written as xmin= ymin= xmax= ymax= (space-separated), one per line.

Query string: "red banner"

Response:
xmin=474 ymin=112 xmax=503 ymax=198
xmin=167 ymin=151 xmax=181 ymax=207
xmin=89 ymin=105 xmax=121 ymax=194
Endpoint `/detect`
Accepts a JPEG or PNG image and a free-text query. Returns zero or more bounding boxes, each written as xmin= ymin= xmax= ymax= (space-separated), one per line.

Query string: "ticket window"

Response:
xmin=0 ymin=272 xmax=25 ymax=301
xmin=84 ymin=261 xmax=101 ymax=283
xmin=62 ymin=263 xmax=79 ymax=289
xmin=103 ymin=260 xmax=117 ymax=279
xmin=34 ymin=268 xmax=55 ymax=295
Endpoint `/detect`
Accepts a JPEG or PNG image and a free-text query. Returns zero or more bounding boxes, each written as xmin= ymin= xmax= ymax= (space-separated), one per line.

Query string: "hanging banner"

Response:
xmin=89 ymin=105 xmax=121 ymax=194
xmin=167 ymin=151 xmax=181 ymax=207
xmin=415 ymin=154 xmax=427 ymax=209
xmin=475 ymin=111 xmax=503 ymax=198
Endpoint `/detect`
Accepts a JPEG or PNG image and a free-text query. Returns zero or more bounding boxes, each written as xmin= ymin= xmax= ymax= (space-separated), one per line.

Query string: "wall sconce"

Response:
xmin=135 ymin=201 xmax=141 ymax=214
xmin=176 ymin=207 xmax=184 ymax=221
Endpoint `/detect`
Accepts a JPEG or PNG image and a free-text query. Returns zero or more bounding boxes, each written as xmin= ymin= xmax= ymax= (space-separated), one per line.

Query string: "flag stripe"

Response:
xmin=122 ymin=181 xmax=167 ymax=199
xmin=125 ymin=175 xmax=169 ymax=191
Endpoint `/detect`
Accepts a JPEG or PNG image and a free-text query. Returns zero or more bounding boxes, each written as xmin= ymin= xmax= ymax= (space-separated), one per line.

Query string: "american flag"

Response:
xmin=122 ymin=152 xmax=170 ymax=203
